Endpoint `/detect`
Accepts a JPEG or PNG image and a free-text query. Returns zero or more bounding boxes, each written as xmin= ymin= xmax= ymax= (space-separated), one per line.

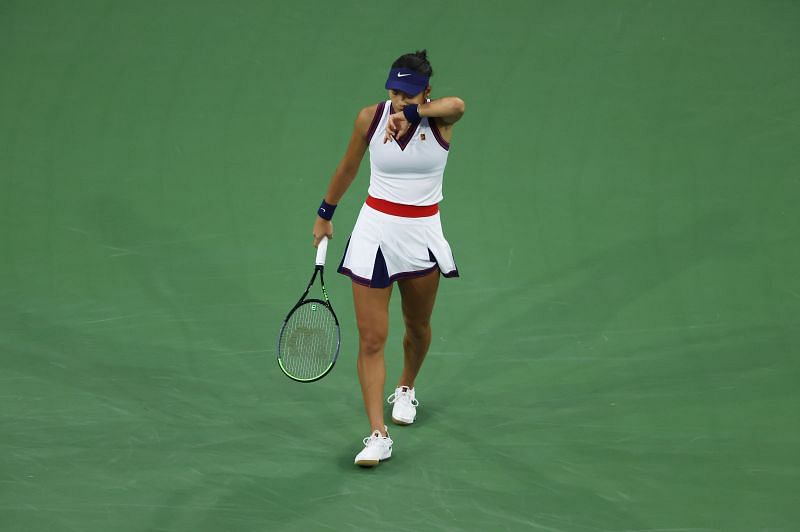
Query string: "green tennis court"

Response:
xmin=2 ymin=1 xmax=798 ymax=530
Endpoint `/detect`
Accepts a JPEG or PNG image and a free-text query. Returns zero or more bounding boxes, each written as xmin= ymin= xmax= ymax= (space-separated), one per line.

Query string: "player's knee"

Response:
xmin=404 ymin=318 xmax=431 ymax=340
xmin=358 ymin=329 xmax=388 ymax=356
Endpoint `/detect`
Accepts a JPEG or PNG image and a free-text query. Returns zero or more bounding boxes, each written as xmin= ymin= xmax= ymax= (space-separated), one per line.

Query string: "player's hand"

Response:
xmin=313 ymin=218 xmax=333 ymax=248
xmin=384 ymin=111 xmax=410 ymax=143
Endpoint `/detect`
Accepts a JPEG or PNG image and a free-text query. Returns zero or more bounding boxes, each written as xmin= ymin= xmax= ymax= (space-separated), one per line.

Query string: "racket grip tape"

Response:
xmin=315 ymin=236 xmax=329 ymax=266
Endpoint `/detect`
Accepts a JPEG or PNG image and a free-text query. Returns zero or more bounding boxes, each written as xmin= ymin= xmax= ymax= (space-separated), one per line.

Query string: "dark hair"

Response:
xmin=391 ymin=50 xmax=433 ymax=78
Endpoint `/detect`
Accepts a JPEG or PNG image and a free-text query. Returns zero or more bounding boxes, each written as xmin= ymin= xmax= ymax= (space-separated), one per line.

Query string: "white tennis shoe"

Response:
xmin=387 ymin=386 xmax=419 ymax=425
xmin=354 ymin=427 xmax=393 ymax=467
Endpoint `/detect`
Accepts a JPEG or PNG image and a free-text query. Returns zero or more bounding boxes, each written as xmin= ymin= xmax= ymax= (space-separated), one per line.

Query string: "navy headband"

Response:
xmin=385 ymin=68 xmax=429 ymax=96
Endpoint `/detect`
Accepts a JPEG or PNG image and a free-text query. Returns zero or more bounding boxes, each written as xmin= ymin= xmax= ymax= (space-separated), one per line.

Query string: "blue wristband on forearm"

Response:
xmin=318 ymin=199 xmax=336 ymax=220
xmin=403 ymin=104 xmax=421 ymax=124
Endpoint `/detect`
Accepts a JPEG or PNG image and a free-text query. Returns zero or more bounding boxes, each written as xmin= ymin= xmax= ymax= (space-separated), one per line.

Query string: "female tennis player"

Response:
xmin=312 ymin=50 xmax=465 ymax=467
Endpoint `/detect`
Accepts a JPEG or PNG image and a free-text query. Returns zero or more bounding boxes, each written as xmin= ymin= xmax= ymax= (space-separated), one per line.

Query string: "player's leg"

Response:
xmin=387 ymin=269 xmax=439 ymax=425
xmin=396 ymin=268 xmax=440 ymax=388
xmin=352 ymin=281 xmax=392 ymax=434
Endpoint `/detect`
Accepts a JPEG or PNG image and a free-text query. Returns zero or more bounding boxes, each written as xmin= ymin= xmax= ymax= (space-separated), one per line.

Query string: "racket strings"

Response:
xmin=279 ymin=302 xmax=338 ymax=380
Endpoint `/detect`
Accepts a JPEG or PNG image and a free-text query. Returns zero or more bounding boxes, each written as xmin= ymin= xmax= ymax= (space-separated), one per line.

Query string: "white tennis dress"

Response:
xmin=338 ymin=100 xmax=459 ymax=288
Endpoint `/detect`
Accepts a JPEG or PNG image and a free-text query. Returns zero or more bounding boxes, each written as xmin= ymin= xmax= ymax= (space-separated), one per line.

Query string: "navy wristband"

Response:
xmin=318 ymin=199 xmax=336 ymax=220
xmin=403 ymin=104 xmax=421 ymax=124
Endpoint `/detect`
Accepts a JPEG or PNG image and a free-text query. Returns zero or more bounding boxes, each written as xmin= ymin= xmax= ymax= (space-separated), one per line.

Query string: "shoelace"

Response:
xmin=363 ymin=431 xmax=390 ymax=446
xmin=387 ymin=389 xmax=419 ymax=407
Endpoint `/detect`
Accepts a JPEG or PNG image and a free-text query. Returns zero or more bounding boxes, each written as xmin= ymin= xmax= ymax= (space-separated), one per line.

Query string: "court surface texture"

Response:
xmin=1 ymin=1 xmax=798 ymax=530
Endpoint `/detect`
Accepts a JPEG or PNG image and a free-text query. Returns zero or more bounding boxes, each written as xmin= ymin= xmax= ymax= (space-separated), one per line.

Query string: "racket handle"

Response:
xmin=315 ymin=236 xmax=329 ymax=267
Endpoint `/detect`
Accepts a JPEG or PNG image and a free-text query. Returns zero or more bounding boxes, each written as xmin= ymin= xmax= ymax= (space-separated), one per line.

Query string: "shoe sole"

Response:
xmin=391 ymin=416 xmax=415 ymax=425
xmin=355 ymin=455 xmax=391 ymax=468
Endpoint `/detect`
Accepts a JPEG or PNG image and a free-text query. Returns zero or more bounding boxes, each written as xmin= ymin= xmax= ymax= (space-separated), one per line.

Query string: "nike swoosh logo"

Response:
xmin=397 ymin=73 xmax=412 ymax=77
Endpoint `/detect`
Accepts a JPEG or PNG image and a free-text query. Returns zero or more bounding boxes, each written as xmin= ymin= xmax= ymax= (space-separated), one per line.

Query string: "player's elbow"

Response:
xmin=452 ymin=98 xmax=466 ymax=115
xmin=337 ymin=162 xmax=359 ymax=181
xmin=449 ymin=97 xmax=465 ymax=120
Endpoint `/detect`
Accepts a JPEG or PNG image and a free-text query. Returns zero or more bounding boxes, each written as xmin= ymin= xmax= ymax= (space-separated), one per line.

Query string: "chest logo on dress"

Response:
xmin=420 ymin=134 xmax=426 ymax=141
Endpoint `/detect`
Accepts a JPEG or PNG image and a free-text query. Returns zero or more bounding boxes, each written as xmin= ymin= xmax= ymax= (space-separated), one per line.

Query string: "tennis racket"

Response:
xmin=276 ymin=236 xmax=341 ymax=382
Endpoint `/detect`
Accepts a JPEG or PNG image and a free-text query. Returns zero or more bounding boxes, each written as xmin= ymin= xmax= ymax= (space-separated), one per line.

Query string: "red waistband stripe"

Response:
xmin=366 ymin=195 xmax=439 ymax=217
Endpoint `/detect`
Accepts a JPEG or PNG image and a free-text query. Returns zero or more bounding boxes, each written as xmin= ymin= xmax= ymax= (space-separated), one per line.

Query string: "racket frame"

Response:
xmin=276 ymin=261 xmax=341 ymax=383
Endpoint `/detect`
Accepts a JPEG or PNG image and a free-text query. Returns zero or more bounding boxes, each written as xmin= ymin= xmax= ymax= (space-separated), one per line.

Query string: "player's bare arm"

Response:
xmin=312 ymin=105 xmax=376 ymax=247
xmin=385 ymin=97 xmax=465 ymax=143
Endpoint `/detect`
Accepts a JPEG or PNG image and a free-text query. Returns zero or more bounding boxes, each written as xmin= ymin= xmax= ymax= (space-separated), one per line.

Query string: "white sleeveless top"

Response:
xmin=366 ymin=100 xmax=450 ymax=206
